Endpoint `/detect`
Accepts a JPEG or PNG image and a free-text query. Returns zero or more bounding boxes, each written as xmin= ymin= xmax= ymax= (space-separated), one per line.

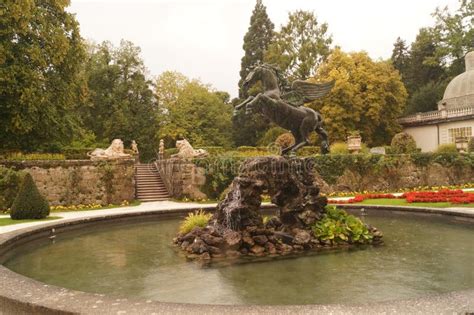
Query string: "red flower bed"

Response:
xmin=328 ymin=189 xmax=474 ymax=204
xmin=402 ymin=189 xmax=474 ymax=204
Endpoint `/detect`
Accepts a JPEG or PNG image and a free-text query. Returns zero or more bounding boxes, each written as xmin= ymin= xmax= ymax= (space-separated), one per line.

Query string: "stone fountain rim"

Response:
xmin=1 ymin=204 xmax=473 ymax=314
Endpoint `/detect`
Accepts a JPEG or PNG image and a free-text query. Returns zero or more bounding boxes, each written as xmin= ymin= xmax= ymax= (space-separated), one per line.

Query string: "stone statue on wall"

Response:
xmin=171 ymin=139 xmax=209 ymax=159
xmin=88 ymin=139 xmax=131 ymax=161
xmin=234 ymin=63 xmax=333 ymax=155
xmin=131 ymin=140 xmax=139 ymax=155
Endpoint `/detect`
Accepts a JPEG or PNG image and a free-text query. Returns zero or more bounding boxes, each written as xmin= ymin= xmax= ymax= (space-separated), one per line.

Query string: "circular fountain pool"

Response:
xmin=2 ymin=210 xmax=474 ymax=305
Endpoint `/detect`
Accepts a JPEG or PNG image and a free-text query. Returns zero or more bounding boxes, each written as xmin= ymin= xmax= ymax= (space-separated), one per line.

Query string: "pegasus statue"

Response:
xmin=234 ymin=63 xmax=334 ymax=155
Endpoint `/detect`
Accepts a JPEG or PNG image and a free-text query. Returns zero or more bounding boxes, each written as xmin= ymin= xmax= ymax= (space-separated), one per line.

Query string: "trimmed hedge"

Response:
xmin=0 ymin=167 xmax=24 ymax=211
xmin=10 ymin=173 xmax=50 ymax=220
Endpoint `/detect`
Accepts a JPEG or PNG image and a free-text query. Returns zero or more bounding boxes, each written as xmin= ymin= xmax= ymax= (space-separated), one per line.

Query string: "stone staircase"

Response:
xmin=135 ymin=163 xmax=169 ymax=202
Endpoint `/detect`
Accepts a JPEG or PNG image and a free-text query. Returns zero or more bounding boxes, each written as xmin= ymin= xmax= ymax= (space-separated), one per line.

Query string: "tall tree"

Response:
xmin=238 ymin=0 xmax=274 ymax=98
xmin=81 ymin=40 xmax=157 ymax=160
xmin=233 ymin=0 xmax=274 ymax=147
xmin=156 ymin=72 xmax=233 ymax=148
xmin=265 ymin=10 xmax=332 ymax=81
xmin=432 ymin=0 xmax=474 ymax=76
xmin=0 ymin=0 xmax=86 ymax=151
xmin=311 ymin=49 xmax=407 ymax=146
xmin=391 ymin=37 xmax=409 ymax=78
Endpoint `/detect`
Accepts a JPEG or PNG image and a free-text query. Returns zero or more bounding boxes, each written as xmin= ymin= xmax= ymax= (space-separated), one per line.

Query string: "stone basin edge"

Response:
xmin=0 ymin=204 xmax=474 ymax=315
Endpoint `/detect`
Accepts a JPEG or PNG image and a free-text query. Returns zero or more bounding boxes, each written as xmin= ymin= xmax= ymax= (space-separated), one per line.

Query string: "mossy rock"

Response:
xmin=10 ymin=173 xmax=50 ymax=220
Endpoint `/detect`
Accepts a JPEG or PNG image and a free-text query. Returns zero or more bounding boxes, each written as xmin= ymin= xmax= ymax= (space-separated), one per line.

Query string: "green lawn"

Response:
xmin=0 ymin=216 xmax=62 ymax=227
xmin=355 ymin=198 xmax=474 ymax=208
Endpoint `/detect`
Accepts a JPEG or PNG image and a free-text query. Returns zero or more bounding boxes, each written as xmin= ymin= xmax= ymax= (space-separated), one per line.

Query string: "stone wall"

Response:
xmin=322 ymin=159 xmax=474 ymax=194
xmin=155 ymin=159 xmax=206 ymax=200
xmin=157 ymin=156 xmax=474 ymax=200
xmin=1 ymin=160 xmax=135 ymax=206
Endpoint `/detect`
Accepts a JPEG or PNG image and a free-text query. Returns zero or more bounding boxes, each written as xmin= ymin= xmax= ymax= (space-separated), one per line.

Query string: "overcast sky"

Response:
xmin=68 ymin=0 xmax=459 ymax=97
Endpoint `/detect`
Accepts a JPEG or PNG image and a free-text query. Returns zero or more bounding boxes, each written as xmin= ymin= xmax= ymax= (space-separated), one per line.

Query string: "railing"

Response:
xmin=399 ymin=105 xmax=474 ymax=124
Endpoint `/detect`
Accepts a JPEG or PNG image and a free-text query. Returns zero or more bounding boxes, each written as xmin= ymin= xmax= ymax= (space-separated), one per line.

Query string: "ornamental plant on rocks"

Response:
xmin=173 ymin=156 xmax=383 ymax=261
xmin=10 ymin=173 xmax=50 ymax=220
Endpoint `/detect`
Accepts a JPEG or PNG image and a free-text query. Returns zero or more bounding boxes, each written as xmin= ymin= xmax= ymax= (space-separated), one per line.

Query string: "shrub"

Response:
xmin=312 ymin=206 xmax=373 ymax=244
xmin=0 ymin=167 xmax=24 ymax=211
xmin=297 ymin=146 xmax=320 ymax=156
xmin=257 ymin=126 xmax=286 ymax=146
xmin=467 ymin=137 xmax=474 ymax=153
xmin=10 ymin=173 xmax=50 ymax=220
xmin=435 ymin=144 xmax=458 ymax=154
xmin=198 ymin=146 xmax=226 ymax=156
xmin=5 ymin=152 xmax=65 ymax=160
xmin=391 ymin=132 xmax=418 ymax=154
xmin=179 ymin=209 xmax=212 ymax=234
xmin=330 ymin=142 xmax=349 ymax=154
xmin=275 ymin=133 xmax=295 ymax=149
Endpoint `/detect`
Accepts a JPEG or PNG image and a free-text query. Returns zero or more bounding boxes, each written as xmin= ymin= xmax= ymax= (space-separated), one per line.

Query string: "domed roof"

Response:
xmin=443 ymin=51 xmax=474 ymax=100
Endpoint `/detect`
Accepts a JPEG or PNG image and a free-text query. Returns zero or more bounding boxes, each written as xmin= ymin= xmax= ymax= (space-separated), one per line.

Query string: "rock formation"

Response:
xmin=174 ymin=156 xmax=383 ymax=260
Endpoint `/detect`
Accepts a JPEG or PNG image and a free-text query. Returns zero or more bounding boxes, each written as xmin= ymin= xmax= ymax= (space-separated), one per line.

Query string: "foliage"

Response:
xmin=10 ymin=173 xmax=50 ymax=220
xmin=179 ymin=209 xmax=212 ymax=234
xmin=392 ymin=0 xmax=473 ymax=114
xmin=0 ymin=167 xmax=23 ymax=210
xmin=238 ymin=0 xmax=274 ymax=98
xmin=404 ymin=80 xmax=448 ymax=114
xmin=330 ymin=142 xmax=349 ymax=155
xmin=312 ymin=206 xmax=373 ymax=244
xmin=390 ymin=132 xmax=418 ymax=154
xmin=194 ymin=157 xmax=244 ymax=199
xmin=435 ymin=144 xmax=458 ymax=154
xmin=468 ymin=137 xmax=474 ymax=153
xmin=275 ymin=133 xmax=295 ymax=149
xmin=257 ymin=126 xmax=287 ymax=146
xmin=156 ymin=71 xmax=233 ymax=149
xmin=3 ymin=153 xmax=65 ymax=161
xmin=0 ymin=0 xmax=86 ymax=151
xmin=80 ymin=40 xmax=158 ymax=162
xmin=311 ymin=48 xmax=407 ymax=146
xmin=265 ymin=10 xmax=332 ymax=81
xmin=431 ymin=0 xmax=474 ymax=76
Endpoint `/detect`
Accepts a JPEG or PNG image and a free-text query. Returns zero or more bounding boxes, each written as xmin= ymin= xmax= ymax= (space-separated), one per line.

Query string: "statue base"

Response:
xmin=174 ymin=156 xmax=383 ymax=261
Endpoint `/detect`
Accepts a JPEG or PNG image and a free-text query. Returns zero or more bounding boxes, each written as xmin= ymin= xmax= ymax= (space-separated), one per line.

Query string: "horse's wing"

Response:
xmin=291 ymin=80 xmax=335 ymax=103
xmin=281 ymin=90 xmax=305 ymax=107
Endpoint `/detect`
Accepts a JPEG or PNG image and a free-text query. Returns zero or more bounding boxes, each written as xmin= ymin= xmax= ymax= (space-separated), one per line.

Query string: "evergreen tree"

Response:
xmin=238 ymin=0 xmax=274 ymax=98
xmin=10 ymin=173 xmax=50 ymax=220
xmin=391 ymin=37 xmax=409 ymax=78
xmin=0 ymin=0 xmax=86 ymax=151
xmin=234 ymin=0 xmax=274 ymax=146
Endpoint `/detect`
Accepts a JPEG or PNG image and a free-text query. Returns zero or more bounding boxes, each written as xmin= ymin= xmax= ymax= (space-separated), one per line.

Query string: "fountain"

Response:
xmin=174 ymin=64 xmax=383 ymax=260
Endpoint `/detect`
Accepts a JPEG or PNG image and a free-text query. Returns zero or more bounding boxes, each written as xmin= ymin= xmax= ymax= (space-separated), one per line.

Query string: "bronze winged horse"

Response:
xmin=234 ymin=63 xmax=334 ymax=155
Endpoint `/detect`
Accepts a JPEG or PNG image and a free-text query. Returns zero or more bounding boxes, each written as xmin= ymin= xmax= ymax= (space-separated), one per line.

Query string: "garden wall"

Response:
xmin=0 ymin=160 xmax=135 ymax=206
xmin=155 ymin=159 xmax=207 ymax=200
xmin=157 ymin=153 xmax=474 ymax=200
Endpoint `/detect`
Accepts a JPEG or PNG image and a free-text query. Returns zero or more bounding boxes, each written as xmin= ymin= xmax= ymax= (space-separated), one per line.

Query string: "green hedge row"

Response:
xmin=193 ymin=153 xmax=474 ymax=199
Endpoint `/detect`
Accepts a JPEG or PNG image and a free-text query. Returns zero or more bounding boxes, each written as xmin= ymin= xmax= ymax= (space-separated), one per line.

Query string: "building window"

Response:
xmin=448 ymin=127 xmax=472 ymax=143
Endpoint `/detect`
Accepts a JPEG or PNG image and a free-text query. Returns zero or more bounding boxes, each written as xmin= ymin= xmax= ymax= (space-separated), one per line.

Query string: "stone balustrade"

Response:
xmin=399 ymin=105 xmax=474 ymax=125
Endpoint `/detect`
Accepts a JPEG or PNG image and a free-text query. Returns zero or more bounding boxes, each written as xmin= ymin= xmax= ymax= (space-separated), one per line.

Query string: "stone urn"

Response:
xmin=455 ymin=137 xmax=469 ymax=153
xmin=347 ymin=135 xmax=362 ymax=154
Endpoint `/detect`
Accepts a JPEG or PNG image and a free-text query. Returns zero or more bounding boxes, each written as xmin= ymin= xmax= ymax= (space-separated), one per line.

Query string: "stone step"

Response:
xmin=135 ymin=163 xmax=168 ymax=201
xmin=136 ymin=185 xmax=167 ymax=189
xmin=137 ymin=188 xmax=168 ymax=193
xmin=136 ymin=179 xmax=162 ymax=182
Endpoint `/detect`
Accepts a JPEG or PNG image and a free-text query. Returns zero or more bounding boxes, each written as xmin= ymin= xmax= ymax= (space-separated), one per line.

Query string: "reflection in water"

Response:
xmin=3 ymin=214 xmax=474 ymax=305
